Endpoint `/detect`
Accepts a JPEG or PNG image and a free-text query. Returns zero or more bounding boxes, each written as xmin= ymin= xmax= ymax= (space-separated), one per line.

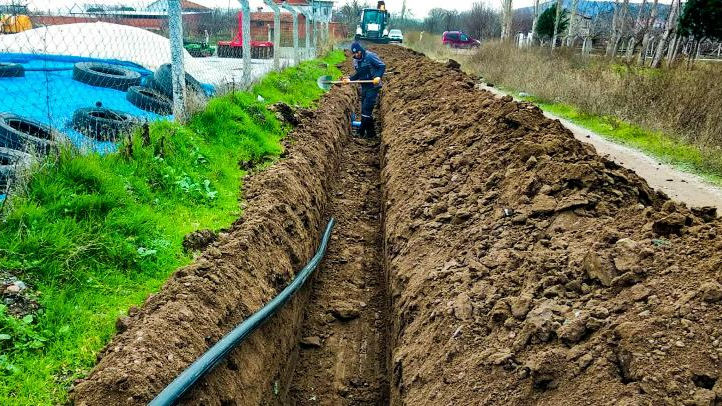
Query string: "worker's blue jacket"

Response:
xmin=350 ymin=50 xmax=386 ymax=90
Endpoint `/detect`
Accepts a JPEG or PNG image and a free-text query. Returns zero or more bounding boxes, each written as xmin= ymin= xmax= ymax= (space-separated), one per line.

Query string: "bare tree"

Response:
xmin=612 ymin=0 xmax=630 ymax=56
xmin=465 ymin=2 xmax=502 ymax=40
xmin=531 ymin=0 xmax=540 ymax=44
xmin=500 ymin=0 xmax=513 ymax=40
xmin=606 ymin=0 xmax=620 ymax=56
xmin=637 ymin=0 xmax=658 ymax=65
xmin=625 ymin=0 xmax=648 ymax=62
xmin=566 ymin=0 xmax=580 ymax=46
xmin=651 ymin=0 xmax=680 ymax=68
xmin=552 ymin=0 xmax=563 ymax=49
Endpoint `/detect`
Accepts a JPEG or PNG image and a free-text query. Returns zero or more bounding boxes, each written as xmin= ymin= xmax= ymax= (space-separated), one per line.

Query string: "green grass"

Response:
xmin=0 ymin=50 xmax=344 ymax=405
xmin=512 ymin=92 xmax=722 ymax=186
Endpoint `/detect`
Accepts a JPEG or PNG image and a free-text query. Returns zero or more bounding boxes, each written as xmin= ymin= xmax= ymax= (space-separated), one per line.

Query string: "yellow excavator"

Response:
xmin=0 ymin=13 xmax=32 ymax=34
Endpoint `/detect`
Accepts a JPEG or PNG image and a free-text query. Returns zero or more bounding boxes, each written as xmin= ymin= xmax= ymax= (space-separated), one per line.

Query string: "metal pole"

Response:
xmin=282 ymin=3 xmax=300 ymax=65
xmin=238 ymin=0 xmax=251 ymax=87
xmin=294 ymin=5 xmax=312 ymax=60
xmin=311 ymin=0 xmax=317 ymax=52
xmin=168 ymin=0 xmax=186 ymax=122
xmin=263 ymin=0 xmax=281 ymax=70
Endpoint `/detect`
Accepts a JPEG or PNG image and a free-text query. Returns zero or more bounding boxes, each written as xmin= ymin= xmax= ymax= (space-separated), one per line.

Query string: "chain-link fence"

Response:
xmin=0 ymin=0 xmax=338 ymax=164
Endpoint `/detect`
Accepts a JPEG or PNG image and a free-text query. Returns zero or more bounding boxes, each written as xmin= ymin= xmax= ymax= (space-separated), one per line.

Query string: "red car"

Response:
xmin=442 ymin=31 xmax=481 ymax=49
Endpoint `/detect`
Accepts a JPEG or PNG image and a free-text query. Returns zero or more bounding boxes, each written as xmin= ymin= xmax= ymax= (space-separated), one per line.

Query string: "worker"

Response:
xmin=344 ymin=42 xmax=385 ymax=138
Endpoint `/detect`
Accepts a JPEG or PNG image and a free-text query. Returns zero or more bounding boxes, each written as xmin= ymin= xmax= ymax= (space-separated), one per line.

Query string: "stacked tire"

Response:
xmin=72 ymin=107 xmax=138 ymax=141
xmin=0 ymin=113 xmax=57 ymax=155
xmin=126 ymin=86 xmax=173 ymax=115
xmin=0 ymin=147 xmax=32 ymax=192
xmin=72 ymin=62 xmax=141 ymax=91
xmin=0 ymin=113 xmax=54 ymax=193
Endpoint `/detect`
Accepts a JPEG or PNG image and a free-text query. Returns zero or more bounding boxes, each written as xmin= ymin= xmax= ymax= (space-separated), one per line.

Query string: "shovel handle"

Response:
xmin=324 ymin=79 xmax=376 ymax=85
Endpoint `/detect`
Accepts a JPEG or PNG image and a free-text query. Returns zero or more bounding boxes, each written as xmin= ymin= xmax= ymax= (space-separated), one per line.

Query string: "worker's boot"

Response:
xmin=360 ymin=116 xmax=375 ymax=138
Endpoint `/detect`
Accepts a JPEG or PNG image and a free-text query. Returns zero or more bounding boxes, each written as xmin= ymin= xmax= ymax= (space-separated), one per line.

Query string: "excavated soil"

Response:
xmin=376 ymin=46 xmax=722 ymax=405
xmin=71 ymin=86 xmax=357 ymax=406
xmin=71 ymin=45 xmax=722 ymax=406
xmin=285 ymin=136 xmax=389 ymax=405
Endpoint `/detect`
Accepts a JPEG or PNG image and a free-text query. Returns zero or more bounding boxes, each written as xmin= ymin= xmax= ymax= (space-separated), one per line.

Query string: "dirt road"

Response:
xmin=480 ymin=84 xmax=722 ymax=214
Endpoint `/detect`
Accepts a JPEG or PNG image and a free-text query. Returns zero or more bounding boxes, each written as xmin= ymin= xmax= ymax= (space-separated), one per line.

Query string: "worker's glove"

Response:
xmin=373 ymin=77 xmax=381 ymax=86
xmin=342 ymin=77 xmax=351 ymax=84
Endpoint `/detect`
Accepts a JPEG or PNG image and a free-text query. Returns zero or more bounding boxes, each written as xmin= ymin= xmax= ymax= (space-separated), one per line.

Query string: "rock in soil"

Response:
xmin=330 ymin=301 xmax=361 ymax=321
xmin=182 ymin=229 xmax=218 ymax=252
xmin=300 ymin=336 xmax=322 ymax=348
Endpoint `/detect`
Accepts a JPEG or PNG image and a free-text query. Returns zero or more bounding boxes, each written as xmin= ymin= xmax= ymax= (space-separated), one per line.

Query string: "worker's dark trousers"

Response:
xmin=359 ymin=87 xmax=379 ymax=138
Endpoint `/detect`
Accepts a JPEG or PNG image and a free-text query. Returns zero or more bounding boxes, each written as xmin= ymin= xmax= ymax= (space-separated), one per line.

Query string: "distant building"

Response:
xmin=28 ymin=1 xmax=211 ymax=35
xmin=249 ymin=9 xmax=344 ymax=44
xmin=145 ymin=0 xmax=212 ymax=14
xmin=312 ymin=0 xmax=334 ymax=21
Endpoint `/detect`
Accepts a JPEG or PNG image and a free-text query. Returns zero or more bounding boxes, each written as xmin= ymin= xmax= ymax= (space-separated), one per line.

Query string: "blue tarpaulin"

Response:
xmin=0 ymin=53 xmax=173 ymax=154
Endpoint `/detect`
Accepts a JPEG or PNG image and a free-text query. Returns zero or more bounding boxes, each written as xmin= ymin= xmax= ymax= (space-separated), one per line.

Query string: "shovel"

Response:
xmin=316 ymin=75 xmax=377 ymax=91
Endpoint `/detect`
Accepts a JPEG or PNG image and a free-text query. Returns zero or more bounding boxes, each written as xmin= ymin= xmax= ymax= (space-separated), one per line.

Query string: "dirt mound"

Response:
xmin=71 ymin=87 xmax=357 ymax=405
xmin=375 ymin=46 xmax=722 ymax=405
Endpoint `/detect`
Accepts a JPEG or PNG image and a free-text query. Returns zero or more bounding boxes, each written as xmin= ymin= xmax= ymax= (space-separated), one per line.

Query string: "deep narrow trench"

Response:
xmin=284 ymin=132 xmax=390 ymax=405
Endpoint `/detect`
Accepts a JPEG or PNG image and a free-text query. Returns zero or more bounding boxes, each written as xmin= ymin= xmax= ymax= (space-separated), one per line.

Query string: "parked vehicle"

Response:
xmin=388 ymin=29 xmax=403 ymax=43
xmin=441 ymin=31 xmax=481 ymax=49
xmin=218 ymin=12 xmax=273 ymax=59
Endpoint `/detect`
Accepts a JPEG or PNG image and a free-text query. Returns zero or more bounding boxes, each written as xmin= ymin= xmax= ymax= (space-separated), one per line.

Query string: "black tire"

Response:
xmin=251 ymin=46 xmax=273 ymax=59
xmin=73 ymin=62 xmax=141 ymax=91
xmin=0 ymin=63 xmax=25 ymax=78
xmin=126 ymin=86 xmax=173 ymax=115
xmin=0 ymin=147 xmax=32 ymax=192
xmin=153 ymin=64 xmax=204 ymax=99
xmin=0 ymin=113 xmax=57 ymax=155
xmin=72 ymin=107 xmax=138 ymax=141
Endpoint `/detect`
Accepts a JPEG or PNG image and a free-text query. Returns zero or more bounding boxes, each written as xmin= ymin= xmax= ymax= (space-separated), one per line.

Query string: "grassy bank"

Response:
xmin=0 ymin=51 xmax=344 ymax=405
xmin=520 ymin=97 xmax=722 ymax=185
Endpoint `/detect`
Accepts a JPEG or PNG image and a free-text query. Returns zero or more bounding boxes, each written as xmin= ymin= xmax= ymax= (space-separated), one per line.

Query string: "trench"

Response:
xmin=282 ymin=134 xmax=391 ymax=404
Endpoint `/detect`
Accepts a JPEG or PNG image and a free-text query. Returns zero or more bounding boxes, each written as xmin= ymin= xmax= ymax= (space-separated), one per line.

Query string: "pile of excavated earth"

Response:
xmin=71 ymin=46 xmax=722 ymax=406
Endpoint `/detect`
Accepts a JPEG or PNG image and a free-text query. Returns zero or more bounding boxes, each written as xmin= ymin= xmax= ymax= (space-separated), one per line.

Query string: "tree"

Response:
xmin=651 ymin=0 xmax=680 ymax=67
xmin=535 ymin=4 xmax=568 ymax=41
xmin=336 ymin=1 xmax=370 ymax=34
xmin=465 ymin=2 xmax=502 ymax=40
xmin=500 ymin=0 xmax=513 ymax=40
xmin=424 ymin=8 xmax=460 ymax=33
xmin=637 ymin=0 xmax=659 ymax=65
xmin=679 ymin=0 xmax=722 ymax=41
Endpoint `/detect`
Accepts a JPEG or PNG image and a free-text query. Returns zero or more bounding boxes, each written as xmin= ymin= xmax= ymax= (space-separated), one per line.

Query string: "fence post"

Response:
xmin=168 ymin=0 xmax=186 ymax=122
xmin=296 ymin=6 xmax=313 ymax=60
xmin=263 ymin=0 xmax=281 ymax=70
xmin=238 ymin=0 xmax=251 ymax=87
xmin=311 ymin=0 xmax=318 ymax=52
xmin=281 ymin=3 xmax=300 ymax=65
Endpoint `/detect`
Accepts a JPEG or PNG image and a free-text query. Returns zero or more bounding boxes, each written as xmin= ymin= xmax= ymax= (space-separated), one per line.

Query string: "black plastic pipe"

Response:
xmin=148 ymin=217 xmax=336 ymax=406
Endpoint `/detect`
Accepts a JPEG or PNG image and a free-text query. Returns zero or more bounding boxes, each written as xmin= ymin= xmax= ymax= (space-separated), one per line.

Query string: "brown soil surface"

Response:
xmin=71 ymin=86 xmax=357 ymax=406
xmin=376 ymin=46 xmax=722 ymax=405
xmin=285 ymin=136 xmax=389 ymax=405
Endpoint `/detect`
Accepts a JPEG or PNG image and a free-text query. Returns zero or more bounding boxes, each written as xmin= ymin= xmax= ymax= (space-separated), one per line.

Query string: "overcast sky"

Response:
xmin=22 ymin=0 xmax=672 ymax=18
